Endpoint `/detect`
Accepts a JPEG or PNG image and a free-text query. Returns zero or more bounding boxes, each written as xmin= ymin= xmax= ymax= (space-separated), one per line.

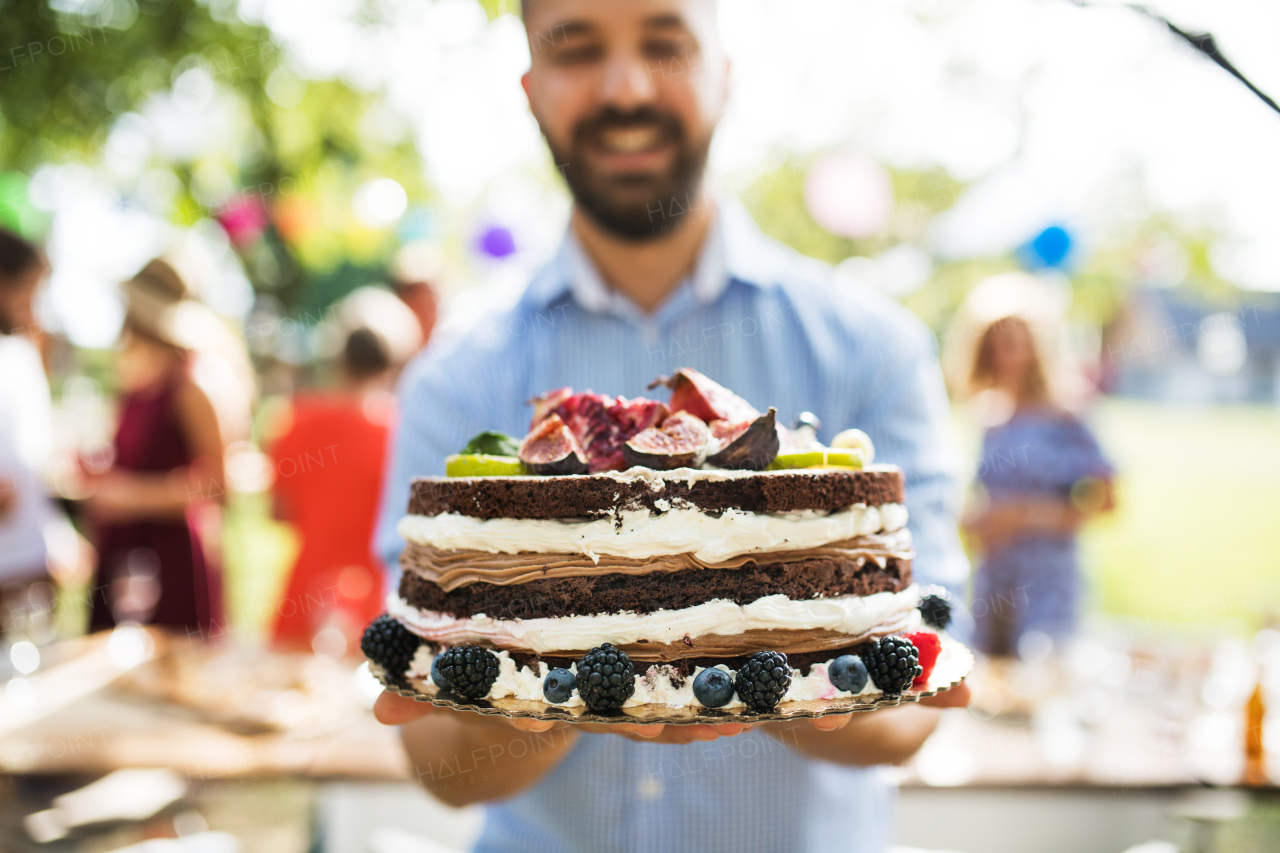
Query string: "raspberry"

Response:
xmin=360 ymin=614 xmax=422 ymax=686
xmin=574 ymin=644 xmax=636 ymax=712
xmin=734 ymin=651 xmax=791 ymax=713
xmin=860 ymin=636 xmax=922 ymax=695
xmin=905 ymin=631 xmax=942 ymax=689
xmin=919 ymin=592 xmax=952 ymax=630
xmin=436 ymin=645 xmax=501 ymax=699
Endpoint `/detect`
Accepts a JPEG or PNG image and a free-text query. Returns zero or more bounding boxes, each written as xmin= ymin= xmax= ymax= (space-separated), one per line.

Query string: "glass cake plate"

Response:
xmin=371 ymin=640 xmax=974 ymax=725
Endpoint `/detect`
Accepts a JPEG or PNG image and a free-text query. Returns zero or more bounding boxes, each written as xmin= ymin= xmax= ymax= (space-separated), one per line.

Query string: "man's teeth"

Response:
xmin=599 ymin=127 xmax=663 ymax=153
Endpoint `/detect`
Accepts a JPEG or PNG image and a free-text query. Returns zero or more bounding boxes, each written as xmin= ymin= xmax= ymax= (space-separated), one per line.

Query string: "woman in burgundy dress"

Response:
xmin=87 ymin=259 xmax=228 ymax=635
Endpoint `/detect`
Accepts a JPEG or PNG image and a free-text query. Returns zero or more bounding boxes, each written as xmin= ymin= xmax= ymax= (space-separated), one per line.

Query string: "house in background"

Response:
xmin=1101 ymin=287 xmax=1280 ymax=404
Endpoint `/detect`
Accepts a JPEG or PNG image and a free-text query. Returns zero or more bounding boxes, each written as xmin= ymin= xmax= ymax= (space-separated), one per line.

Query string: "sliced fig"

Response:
xmin=649 ymin=368 xmax=759 ymax=424
xmin=527 ymin=387 xmax=574 ymax=431
xmin=518 ymin=413 xmax=588 ymax=475
xmin=707 ymin=408 xmax=779 ymax=470
xmin=621 ymin=411 xmax=711 ymax=470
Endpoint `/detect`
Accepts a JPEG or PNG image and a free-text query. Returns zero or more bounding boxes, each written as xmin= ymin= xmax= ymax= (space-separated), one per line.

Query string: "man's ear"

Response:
xmin=521 ymin=70 xmax=534 ymax=108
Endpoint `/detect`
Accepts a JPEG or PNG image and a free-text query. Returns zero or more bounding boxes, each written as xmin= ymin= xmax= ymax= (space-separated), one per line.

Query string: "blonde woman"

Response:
xmin=964 ymin=314 xmax=1115 ymax=656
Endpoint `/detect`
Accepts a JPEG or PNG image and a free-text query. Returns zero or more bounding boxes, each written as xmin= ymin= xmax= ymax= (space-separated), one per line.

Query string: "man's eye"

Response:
xmin=553 ymin=45 xmax=605 ymax=65
xmin=643 ymin=39 xmax=690 ymax=60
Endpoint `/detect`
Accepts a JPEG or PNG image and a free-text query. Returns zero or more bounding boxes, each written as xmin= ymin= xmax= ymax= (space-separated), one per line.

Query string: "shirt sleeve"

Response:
xmin=850 ymin=313 xmax=970 ymax=600
xmin=373 ymin=346 xmax=500 ymax=578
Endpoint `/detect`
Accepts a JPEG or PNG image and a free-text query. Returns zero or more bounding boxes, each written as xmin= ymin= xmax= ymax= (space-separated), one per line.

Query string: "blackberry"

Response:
xmin=861 ymin=636 xmax=922 ymax=694
xmin=734 ymin=651 xmax=791 ymax=713
xmin=436 ymin=645 xmax=501 ymax=699
xmin=360 ymin=614 xmax=422 ymax=686
xmin=918 ymin=592 xmax=952 ymax=630
xmin=574 ymin=644 xmax=635 ymax=712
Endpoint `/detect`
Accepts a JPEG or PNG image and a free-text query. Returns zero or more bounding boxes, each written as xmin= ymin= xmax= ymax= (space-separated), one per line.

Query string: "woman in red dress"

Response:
xmin=267 ymin=327 xmax=402 ymax=653
xmin=88 ymin=260 xmax=228 ymax=635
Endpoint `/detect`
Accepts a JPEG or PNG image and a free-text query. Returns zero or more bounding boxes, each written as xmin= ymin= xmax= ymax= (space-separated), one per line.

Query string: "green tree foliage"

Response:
xmin=0 ymin=0 xmax=426 ymax=313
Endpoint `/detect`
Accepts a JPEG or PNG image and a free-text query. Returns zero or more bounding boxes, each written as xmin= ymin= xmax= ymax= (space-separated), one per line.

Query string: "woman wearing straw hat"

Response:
xmin=84 ymin=258 xmax=236 ymax=635
xmin=949 ymin=273 xmax=1116 ymax=656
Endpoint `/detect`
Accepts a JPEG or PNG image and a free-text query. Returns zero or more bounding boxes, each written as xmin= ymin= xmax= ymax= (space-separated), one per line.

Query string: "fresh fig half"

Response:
xmin=527 ymin=387 xmax=574 ymax=431
xmin=707 ymin=407 xmax=779 ymax=470
xmin=648 ymin=368 xmax=759 ymax=424
xmin=518 ymin=413 xmax=588 ymax=475
xmin=621 ymin=410 xmax=711 ymax=470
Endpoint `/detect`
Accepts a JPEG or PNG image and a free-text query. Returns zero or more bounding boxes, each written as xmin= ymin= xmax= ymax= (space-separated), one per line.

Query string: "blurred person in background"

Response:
xmin=266 ymin=287 xmax=420 ymax=654
xmin=86 ymin=259 xmax=233 ymax=635
xmin=390 ymin=241 xmax=444 ymax=348
xmin=0 ymin=228 xmax=58 ymax=642
xmin=963 ymin=313 xmax=1116 ymax=656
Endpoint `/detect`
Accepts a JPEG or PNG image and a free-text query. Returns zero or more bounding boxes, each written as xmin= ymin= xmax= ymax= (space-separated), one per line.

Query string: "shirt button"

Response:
xmin=637 ymin=774 xmax=664 ymax=801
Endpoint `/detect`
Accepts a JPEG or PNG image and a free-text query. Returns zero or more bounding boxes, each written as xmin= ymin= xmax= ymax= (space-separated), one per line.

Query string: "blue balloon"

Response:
xmin=1019 ymin=224 xmax=1073 ymax=269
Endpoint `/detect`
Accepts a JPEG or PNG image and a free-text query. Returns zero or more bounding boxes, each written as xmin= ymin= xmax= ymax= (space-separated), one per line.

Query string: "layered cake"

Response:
xmin=362 ymin=369 xmax=969 ymax=717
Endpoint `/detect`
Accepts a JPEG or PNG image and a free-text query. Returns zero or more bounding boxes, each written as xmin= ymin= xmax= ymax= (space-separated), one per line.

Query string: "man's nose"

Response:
xmin=598 ymin=50 xmax=659 ymax=110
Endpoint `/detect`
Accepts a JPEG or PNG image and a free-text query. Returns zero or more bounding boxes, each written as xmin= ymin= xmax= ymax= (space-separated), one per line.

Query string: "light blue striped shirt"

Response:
xmin=376 ymin=198 xmax=967 ymax=853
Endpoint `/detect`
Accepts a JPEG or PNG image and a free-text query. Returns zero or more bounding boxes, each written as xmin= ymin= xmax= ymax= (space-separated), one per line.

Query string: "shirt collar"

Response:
xmin=524 ymin=195 xmax=773 ymax=315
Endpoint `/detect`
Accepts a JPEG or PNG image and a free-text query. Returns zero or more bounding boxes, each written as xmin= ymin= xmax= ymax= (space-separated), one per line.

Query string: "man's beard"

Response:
xmin=546 ymin=106 xmax=711 ymax=242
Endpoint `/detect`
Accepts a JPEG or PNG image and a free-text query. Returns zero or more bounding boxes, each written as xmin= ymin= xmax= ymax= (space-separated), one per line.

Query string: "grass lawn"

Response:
xmin=1080 ymin=399 xmax=1280 ymax=633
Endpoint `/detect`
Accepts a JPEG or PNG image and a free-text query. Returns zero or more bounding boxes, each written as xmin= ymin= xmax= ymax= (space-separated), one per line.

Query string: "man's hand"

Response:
xmin=919 ymin=681 xmax=971 ymax=708
xmin=765 ymin=680 xmax=971 ymax=765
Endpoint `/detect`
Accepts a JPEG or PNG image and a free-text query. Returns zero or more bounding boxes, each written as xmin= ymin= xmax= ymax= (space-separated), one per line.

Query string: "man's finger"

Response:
xmin=510 ymin=718 xmax=558 ymax=733
xmin=617 ymin=723 xmax=664 ymax=739
xmin=373 ymin=690 xmax=433 ymax=725
xmin=810 ymin=713 xmax=852 ymax=732
xmin=918 ymin=682 xmax=971 ymax=708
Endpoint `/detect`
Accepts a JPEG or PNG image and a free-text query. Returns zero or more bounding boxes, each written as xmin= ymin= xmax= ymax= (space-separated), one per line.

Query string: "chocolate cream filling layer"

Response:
xmin=400 ymin=551 xmax=911 ymax=621
xmin=401 ymin=529 xmax=913 ymax=592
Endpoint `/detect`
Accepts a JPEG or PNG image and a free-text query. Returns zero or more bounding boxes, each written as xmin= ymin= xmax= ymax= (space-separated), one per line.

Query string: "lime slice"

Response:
xmin=768 ymin=448 xmax=864 ymax=470
xmin=446 ymin=454 xmax=529 ymax=477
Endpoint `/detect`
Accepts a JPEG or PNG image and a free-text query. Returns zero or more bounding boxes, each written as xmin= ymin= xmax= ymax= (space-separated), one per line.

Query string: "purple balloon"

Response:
xmin=477 ymin=225 xmax=516 ymax=259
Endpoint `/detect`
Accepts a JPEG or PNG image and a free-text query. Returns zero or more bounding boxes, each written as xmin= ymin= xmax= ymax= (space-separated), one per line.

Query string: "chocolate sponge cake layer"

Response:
xmin=399 ymin=554 xmax=911 ymax=621
xmin=409 ymin=467 xmax=905 ymax=519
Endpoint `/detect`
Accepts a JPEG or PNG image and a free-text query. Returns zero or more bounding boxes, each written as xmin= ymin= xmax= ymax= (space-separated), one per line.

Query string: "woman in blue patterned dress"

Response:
xmin=964 ymin=316 xmax=1115 ymax=656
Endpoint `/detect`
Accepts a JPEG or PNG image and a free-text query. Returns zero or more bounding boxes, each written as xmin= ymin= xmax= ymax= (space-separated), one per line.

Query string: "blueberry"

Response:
xmin=430 ymin=655 xmax=452 ymax=691
xmin=828 ymin=655 xmax=869 ymax=694
xmin=543 ymin=667 xmax=576 ymax=704
xmin=692 ymin=667 xmax=735 ymax=708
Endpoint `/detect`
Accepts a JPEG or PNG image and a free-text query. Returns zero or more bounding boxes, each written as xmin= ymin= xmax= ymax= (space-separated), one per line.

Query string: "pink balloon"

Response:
xmin=804 ymin=152 xmax=893 ymax=239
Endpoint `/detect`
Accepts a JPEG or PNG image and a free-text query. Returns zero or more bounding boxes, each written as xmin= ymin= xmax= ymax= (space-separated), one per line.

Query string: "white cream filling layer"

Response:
xmin=404 ymin=612 xmax=970 ymax=709
xmin=397 ymin=502 xmax=909 ymax=564
xmin=387 ymin=585 xmax=919 ymax=655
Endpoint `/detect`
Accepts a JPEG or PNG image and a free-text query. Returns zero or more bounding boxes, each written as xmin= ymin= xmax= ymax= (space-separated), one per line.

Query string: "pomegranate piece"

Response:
xmin=518 ymin=413 xmax=588 ymax=475
xmin=649 ymin=368 xmax=759 ymax=424
xmin=622 ymin=411 xmax=711 ymax=470
xmin=528 ymin=387 xmax=574 ymax=431
xmin=523 ymin=389 xmax=670 ymax=472
xmin=905 ymin=631 xmax=942 ymax=690
xmin=707 ymin=408 xmax=779 ymax=470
